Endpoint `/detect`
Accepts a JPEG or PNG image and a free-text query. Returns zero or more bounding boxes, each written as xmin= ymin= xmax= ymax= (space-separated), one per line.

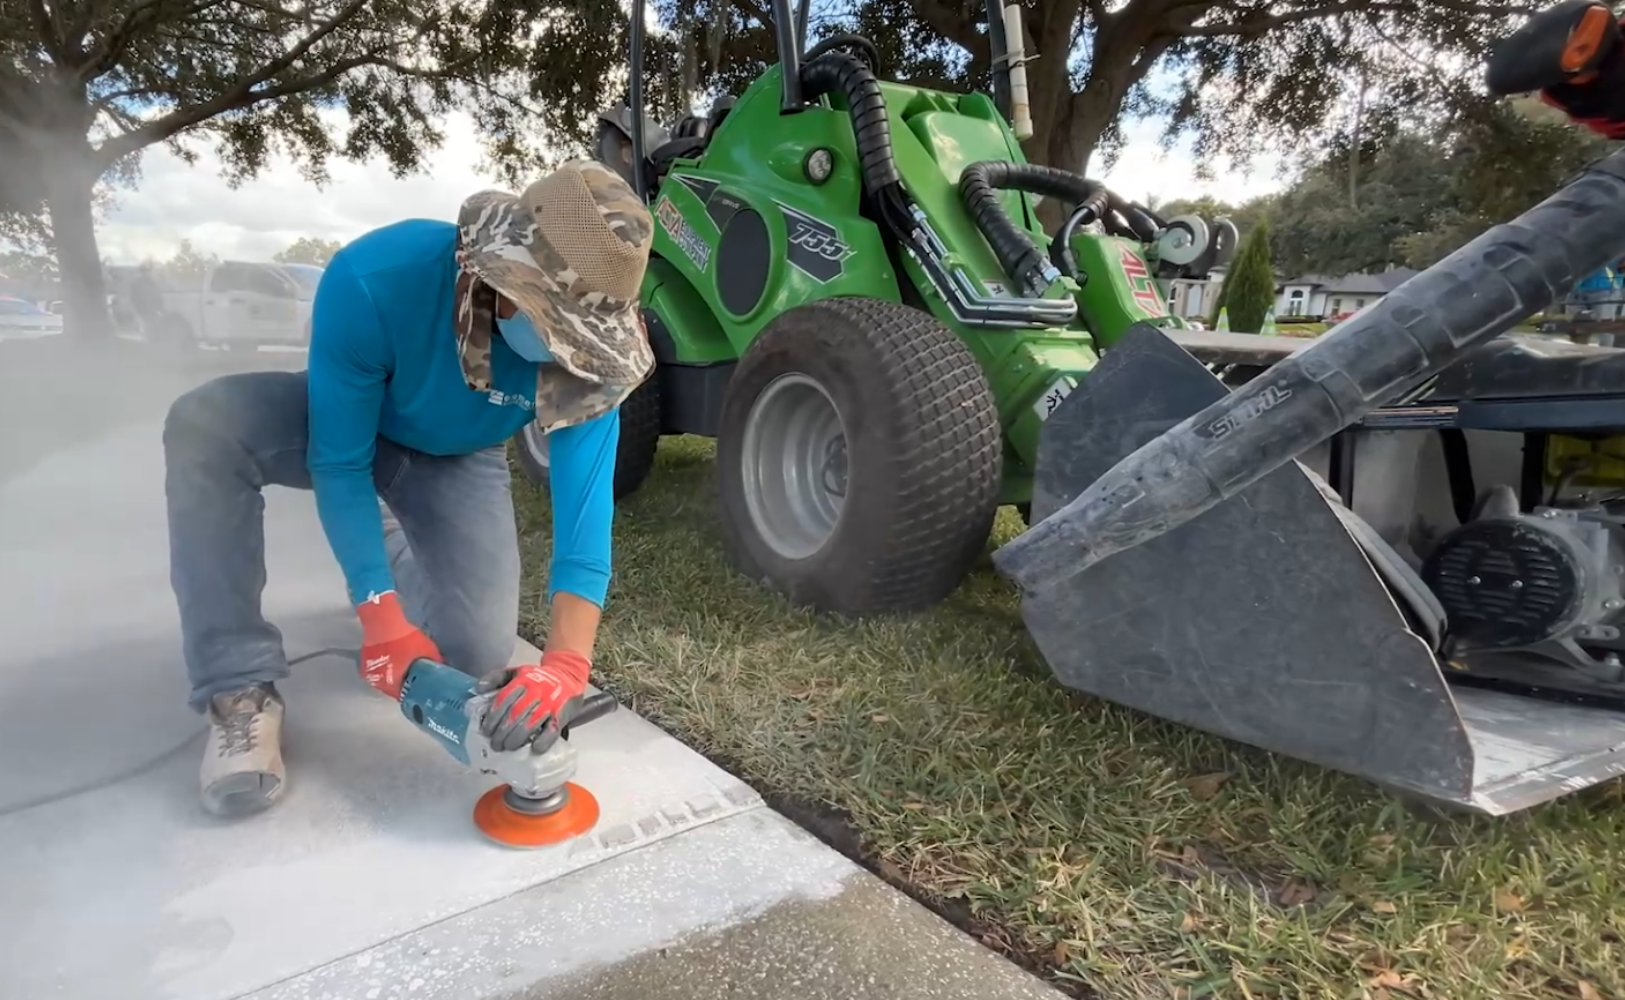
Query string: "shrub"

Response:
xmin=1214 ymin=218 xmax=1276 ymax=333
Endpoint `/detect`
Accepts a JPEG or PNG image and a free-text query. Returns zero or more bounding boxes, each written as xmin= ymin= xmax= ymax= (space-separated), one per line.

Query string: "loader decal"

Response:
xmin=778 ymin=202 xmax=853 ymax=283
xmin=674 ymin=174 xmax=720 ymax=203
xmin=1032 ymin=375 xmax=1077 ymax=421
xmin=673 ymin=173 xmax=745 ymax=229
xmin=1118 ymin=244 xmax=1167 ymax=317
xmin=656 ymin=196 xmax=713 ymax=272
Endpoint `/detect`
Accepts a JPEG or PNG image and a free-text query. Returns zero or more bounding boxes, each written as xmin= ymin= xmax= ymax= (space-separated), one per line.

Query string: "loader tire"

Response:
xmin=512 ymin=373 xmax=663 ymax=501
xmin=716 ymin=296 xmax=1002 ymax=615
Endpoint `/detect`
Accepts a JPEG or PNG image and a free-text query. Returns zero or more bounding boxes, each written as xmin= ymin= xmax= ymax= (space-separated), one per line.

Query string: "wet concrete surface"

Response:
xmin=521 ymin=861 xmax=1063 ymax=1000
xmin=238 ymin=808 xmax=1061 ymax=1000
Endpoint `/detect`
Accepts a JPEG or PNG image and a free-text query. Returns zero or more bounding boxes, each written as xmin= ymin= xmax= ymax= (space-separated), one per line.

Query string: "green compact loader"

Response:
xmin=512 ymin=0 xmax=1237 ymax=614
xmin=519 ymin=0 xmax=1625 ymax=815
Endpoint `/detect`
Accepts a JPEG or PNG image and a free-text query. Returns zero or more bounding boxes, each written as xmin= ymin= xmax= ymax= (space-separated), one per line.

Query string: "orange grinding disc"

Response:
xmin=471 ymin=783 xmax=601 ymax=849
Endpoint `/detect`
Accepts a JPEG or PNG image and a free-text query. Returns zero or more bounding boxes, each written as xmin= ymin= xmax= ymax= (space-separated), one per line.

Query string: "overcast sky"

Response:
xmin=95 ymin=112 xmax=1291 ymax=265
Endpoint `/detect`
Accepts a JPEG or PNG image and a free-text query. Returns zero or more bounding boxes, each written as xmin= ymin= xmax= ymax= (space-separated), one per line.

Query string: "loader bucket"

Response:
xmin=1015 ymin=324 xmax=1625 ymax=814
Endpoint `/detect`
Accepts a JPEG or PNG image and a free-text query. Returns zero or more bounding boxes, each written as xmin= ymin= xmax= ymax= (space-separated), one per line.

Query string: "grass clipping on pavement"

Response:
xmin=513 ymin=436 xmax=1625 ymax=1000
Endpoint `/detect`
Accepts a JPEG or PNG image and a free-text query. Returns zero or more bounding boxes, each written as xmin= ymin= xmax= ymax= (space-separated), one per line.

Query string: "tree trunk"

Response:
xmin=1020 ymin=4 xmax=1152 ymax=233
xmin=45 ymin=158 xmax=111 ymax=343
xmin=1027 ymin=76 xmax=1122 ymax=232
xmin=1348 ymin=68 xmax=1368 ymax=210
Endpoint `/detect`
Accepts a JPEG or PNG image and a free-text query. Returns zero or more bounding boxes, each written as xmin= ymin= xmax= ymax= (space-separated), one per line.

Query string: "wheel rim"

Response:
xmin=740 ymin=373 xmax=849 ymax=560
xmin=520 ymin=422 xmax=550 ymax=472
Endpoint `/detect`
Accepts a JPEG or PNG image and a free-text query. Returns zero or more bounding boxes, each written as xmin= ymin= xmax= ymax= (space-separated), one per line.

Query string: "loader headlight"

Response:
xmin=804 ymin=148 xmax=834 ymax=184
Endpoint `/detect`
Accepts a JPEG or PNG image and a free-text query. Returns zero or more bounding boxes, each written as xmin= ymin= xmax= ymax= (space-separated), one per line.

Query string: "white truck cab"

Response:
xmin=165 ymin=261 xmax=317 ymax=348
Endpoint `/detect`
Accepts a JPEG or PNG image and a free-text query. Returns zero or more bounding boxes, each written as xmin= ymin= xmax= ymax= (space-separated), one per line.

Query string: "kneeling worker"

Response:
xmin=162 ymin=161 xmax=654 ymax=816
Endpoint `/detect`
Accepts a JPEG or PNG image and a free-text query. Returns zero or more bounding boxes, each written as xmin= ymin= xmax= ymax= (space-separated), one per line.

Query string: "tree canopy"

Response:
xmin=0 ymin=0 xmax=1564 ymax=339
xmin=154 ymin=238 xmax=220 ymax=283
xmin=274 ymin=237 xmax=343 ymax=267
xmin=1270 ymin=94 xmax=1618 ymax=276
xmin=824 ymin=2 xmax=1532 ymax=178
xmin=0 ymin=0 xmax=626 ymax=337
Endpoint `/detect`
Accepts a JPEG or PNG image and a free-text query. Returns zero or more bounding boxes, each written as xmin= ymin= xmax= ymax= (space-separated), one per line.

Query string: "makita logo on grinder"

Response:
xmin=427 ymin=718 xmax=462 ymax=744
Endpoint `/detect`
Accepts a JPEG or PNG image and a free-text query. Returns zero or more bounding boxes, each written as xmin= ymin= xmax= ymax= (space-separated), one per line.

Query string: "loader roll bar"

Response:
xmin=629 ymin=0 xmax=649 ymax=200
xmin=771 ymin=0 xmax=804 ymax=110
xmin=986 ymin=0 xmax=1013 ymax=122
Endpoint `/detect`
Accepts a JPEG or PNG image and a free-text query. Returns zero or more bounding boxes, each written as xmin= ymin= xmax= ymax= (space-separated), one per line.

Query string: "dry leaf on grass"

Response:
xmin=870 ymin=713 xmax=890 ymax=723
xmin=1183 ymin=772 xmax=1230 ymax=799
xmin=1578 ymin=981 xmax=1603 ymax=1000
xmin=1053 ymin=940 xmax=1070 ymax=965
xmin=1494 ymin=890 xmax=1524 ymax=914
xmin=1368 ymin=969 xmax=1427 ymax=998
xmin=1372 ymin=900 xmax=1398 ymax=914
xmin=1277 ymin=880 xmax=1318 ymax=907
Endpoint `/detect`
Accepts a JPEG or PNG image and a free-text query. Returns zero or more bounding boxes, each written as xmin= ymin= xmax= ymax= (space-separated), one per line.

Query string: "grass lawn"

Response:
xmin=512 ymin=435 xmax=1625 ymax=1000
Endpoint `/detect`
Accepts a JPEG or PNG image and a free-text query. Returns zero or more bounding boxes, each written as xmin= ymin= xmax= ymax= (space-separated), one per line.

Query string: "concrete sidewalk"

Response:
xmin=0 ymin=367 xmax=1062 ymax=1000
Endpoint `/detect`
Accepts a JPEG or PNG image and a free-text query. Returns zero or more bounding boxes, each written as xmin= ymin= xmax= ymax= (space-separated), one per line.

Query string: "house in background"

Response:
xmin=1275 ymin=269 xmax=1421 ymax=321
xmin=1165 ymin=258 xmax=1625 ymax=330
xmin=1164 ymin=265 xmax=1423 ymax=325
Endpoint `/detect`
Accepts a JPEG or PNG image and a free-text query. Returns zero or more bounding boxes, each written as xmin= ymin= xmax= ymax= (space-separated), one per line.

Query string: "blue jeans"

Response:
xmin=163 ymin=370 xmax=520 ymax=712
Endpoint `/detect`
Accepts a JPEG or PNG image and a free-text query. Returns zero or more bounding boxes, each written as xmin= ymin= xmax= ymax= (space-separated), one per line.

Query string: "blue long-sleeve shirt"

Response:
xmin=306 ymin=218 xmax=619 ymax=608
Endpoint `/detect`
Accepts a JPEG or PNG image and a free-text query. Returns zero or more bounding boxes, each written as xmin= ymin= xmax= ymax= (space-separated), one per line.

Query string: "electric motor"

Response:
xmin=1421 ymin=501 xmax=1625 ymax=650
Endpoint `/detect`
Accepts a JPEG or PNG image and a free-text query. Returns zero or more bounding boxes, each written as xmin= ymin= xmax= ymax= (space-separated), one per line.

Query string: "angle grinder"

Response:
xmin=396 ymin=656 xmax=619 ymax=849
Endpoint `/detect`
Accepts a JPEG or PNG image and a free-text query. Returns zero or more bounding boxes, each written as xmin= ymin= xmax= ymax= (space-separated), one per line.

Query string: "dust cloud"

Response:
xmin=0 ymin=277 xmax=309 ymax=810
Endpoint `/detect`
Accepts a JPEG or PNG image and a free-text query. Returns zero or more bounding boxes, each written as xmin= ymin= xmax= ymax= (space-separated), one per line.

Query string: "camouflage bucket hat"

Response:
xmin=455 ymin=160 xmax=656 ymax=433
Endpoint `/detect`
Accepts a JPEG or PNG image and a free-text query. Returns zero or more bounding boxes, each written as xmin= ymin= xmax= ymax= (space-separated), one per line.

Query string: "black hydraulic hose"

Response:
xmin=1050 ymin=203 xmax=1095 ymax=281
xmin=959 ymin=161 xmax=1109 ymax=295
xmin=800 ymin=51 xmax=900 ymax=195
xmin=804 ymin=34 xmax=882 ymax=71
xmin=993 ymin=148 xmax=1625 ymax=592
xmin=1130 ymin=201 xmax=1168 ymax=232
xmin=1111 ymin=201 xmax=1162 ymax=243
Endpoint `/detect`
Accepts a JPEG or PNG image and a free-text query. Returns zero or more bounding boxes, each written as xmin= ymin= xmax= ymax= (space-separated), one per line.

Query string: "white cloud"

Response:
xmin=1094 ymin=119 xmax=1292 ymax=208
xmin=96 ymin=110 xmax=1289 ymax=265
xmin=98 ymin=112 xmax=502 ymax=264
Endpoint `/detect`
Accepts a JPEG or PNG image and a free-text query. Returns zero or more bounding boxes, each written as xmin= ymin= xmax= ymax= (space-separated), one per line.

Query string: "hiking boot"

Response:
xmin=200 ymin=683 xmax=286 ymax=818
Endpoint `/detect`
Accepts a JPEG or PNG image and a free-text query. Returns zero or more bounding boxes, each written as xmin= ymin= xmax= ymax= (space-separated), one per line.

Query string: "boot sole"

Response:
xmin=202 ymin=771 xmax=284 ymax=818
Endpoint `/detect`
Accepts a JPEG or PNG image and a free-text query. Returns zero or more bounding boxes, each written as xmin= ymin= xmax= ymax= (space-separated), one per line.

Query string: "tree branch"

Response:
xmin=92 ymin=0 xmax=375 ymax=165
xmin=27 ymin=0 xmax=66 ymax=64
xmin=724 ymin=0 xmax=769 ymax=31
xmin=80 ymin=0 xmax=232 ymax=81
xmin=906 ymin=0 xmax=982 ymax=57
xmin=1174 ymin=0 xmax=1536 ymax=40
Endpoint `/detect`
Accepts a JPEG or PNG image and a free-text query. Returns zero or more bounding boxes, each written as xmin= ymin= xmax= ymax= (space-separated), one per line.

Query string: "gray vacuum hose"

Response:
xmin=993 ymin=148 xmax=1625 ymax=592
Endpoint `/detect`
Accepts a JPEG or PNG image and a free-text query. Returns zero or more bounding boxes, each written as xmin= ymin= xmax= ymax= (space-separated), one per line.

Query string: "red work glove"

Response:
xmin=475 ymin=649 xmax=591 ymax=754
xmin=356 ymin=591 xmax=442 ymax=700
xmin=1541 ymin=9 xmax=1625 ymax=138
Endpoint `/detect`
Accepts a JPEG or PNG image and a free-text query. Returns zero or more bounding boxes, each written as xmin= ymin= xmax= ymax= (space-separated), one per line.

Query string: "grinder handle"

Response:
xmin=560 ymin=691 xmax=619 ymax=739
xmin=1486 ymin=0 xmax=1621 ymax=96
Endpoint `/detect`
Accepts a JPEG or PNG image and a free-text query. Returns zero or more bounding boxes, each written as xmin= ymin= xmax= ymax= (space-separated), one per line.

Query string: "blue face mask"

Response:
xmin=495 ymin=311 xmax=553 ymax=363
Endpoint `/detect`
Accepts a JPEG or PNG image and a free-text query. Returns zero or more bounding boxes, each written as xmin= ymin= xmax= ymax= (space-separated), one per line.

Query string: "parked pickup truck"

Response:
xmin=160 ymin=261 xmax=318 ymax=349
